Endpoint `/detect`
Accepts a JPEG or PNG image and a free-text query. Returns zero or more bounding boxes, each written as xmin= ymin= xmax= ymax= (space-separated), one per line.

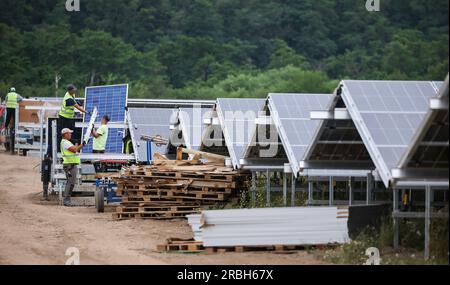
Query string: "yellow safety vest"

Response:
xmin=125 ymin=139 xmax=133 ymax=154
xmin=59 ymin=92 xmax=76 ymax=119
xmin=60 ymin=139 xmax=81 ymax=165
xmin=6 ymin=92 xmax=18 ymax=109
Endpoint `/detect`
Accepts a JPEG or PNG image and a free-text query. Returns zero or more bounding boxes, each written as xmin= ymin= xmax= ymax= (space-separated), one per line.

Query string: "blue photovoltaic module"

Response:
xmin=82 ymin=84 xmax=128 ymax=153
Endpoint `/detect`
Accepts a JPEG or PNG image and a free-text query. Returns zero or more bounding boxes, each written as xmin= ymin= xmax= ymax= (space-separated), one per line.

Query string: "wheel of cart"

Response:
xmin=95 ymin=173 xmax=122 ymax=213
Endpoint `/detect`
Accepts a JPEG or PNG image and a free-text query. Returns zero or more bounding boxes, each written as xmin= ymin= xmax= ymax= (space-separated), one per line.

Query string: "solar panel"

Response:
xmin=216 ymin=98 xmax=266 ymax=168
xmin=399 ymin=78 xmax=449 ymax=171
xmin=268 ymin=93 xmax=334 ymax=173
xmin=128 ymin=108 xmax=176 ymax=161
xmin=83 ymin=84 xmax=128 ymax=153
xmin=341 ymin=80 xmax=440 ymax=185
xmin=178 ymin=107 xmax=212 ymax=150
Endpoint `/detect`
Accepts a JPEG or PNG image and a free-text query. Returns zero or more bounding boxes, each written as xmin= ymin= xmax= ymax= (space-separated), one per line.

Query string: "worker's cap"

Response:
xmin=67 ymin=84 xmax=77 ymax=91
xmin=61 ymin=128 xmax=74 ymax=135
xmin=10 ymin=87 xmax=15 ymax=92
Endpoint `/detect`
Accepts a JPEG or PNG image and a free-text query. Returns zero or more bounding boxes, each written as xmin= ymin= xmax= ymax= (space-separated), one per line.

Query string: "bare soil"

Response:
xmin=0 ymin=150 xmax=326 ymax=265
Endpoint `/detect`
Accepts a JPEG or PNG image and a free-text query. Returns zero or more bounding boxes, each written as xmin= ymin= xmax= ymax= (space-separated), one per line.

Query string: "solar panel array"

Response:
xmin=401 ymin=79 xmax=449 ymax=170
xmin=341 ymin=80 xmax=440 ymax=179
xmin=83 ymin=84 xmax=128 ymax=153
xmin=268 ymin=93 xmax=334 ymax=172
xmin=216 ymin=98 xmax=266 ymax=168
xmin=178 ymin=107 xmax=212 ymax=150
xmin=128 ymin=108 xmax=176 ymax=161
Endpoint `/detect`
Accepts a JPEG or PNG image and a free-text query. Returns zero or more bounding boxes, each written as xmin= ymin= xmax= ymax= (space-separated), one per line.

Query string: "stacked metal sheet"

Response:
xmin=187 ymin=207 xmax=350 ymax=247
xmin=187 ymin=214 xmax=203 ymax=241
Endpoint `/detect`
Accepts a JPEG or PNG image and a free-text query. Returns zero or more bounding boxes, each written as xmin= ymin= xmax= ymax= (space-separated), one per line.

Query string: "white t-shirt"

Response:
xmin=62 ymin=140 xmax=74 ymax=150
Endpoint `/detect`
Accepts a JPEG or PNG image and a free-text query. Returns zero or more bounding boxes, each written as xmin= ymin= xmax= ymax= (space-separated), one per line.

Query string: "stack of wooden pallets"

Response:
xmin=111 ymin=149 xmax=249 ymax=220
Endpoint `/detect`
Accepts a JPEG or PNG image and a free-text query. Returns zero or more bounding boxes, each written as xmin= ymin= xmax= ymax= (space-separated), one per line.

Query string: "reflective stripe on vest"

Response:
xmin=6 ymin=92 xmax=18 ymax=109
xmin=60 ymin=139 xmax=81 ymax=165
xmin=59 ymin=92 xmax=76 ymax=119
xmin=125 ymin=139 xmax=132 ymax=154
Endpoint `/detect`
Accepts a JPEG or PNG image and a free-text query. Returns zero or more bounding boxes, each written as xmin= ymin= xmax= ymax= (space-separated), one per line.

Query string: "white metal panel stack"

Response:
xmin=187 ymin=214 xmax=203 ymax=241
xmin=188 ymin=207 xmax=350 ymax=247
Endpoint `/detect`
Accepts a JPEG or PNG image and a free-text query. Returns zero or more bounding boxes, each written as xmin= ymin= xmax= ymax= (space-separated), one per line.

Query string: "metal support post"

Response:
xmin=251 ymin=171 xmax=256 ymax=208
xmin=266 ymin=170 xmax=270 ymax=207
xmin=51 ymin=120 xmax=58 ymax=183
xmin=366 ymin=172 xmax=373 ymax=205
xmin=291 ymin=173 xmax=296 ymax=207
xmin=39 ymin=109 xmax=44 ymax=161
xmin=308 ymin=181 xmax=313 ymax=205
xmin=393 ymin=188 xmax=399 ymax=249
xmin=283 ymin=172 xmax=287 ymax=206
xmin=329 ymin=176 xmax=334 ymax=206
xmin=14 ymin=105 xmax=19 ymax=155
xmin=348 ymin=176 xmax=354 ymax=205
xmin=424 ymin=185 xmax=431 ymax=260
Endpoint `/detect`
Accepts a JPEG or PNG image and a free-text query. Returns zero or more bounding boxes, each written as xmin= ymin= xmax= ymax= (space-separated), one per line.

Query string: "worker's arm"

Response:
xmin=74 ymin=103 xmax=87 ymax=114
xmin=67 ymin=142 xmax=85 ymax=153
xmin=16 ymin=94 xmax=24 ymax=103
xmin=91 ymin=128 xmax=102 ymax=138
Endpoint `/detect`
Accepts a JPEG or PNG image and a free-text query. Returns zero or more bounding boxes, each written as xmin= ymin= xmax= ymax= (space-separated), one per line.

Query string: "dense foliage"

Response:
xmin=0 ymin=0 xmax=448 ymax=99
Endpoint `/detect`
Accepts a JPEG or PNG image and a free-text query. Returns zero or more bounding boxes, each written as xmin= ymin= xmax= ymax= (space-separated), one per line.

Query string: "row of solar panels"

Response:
xmin=81 ymin=78 xmax=449 ymax=189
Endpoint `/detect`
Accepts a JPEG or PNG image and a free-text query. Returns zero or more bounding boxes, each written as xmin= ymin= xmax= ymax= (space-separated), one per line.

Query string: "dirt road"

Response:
xmin=0 ymin=150 xmax=326 ymax=265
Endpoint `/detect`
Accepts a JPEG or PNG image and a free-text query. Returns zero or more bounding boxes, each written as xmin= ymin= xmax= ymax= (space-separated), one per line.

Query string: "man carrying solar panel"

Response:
xmin=91 ymin=115 xmax=110 ymax=172
xmin=58 ymin=84 xmax=90 ymax=143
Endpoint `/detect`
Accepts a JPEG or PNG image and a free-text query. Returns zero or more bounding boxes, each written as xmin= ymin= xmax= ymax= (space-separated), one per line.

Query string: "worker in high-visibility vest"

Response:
xmin=91 ymin=115 xmax=110 ymax=172
xmin=58 ymin=84 xmax=90 ymax=148
xmin=4 ymin=87 xmax=23 ymax=130
xmin=60 ymin=128 xmax=86 ymax=206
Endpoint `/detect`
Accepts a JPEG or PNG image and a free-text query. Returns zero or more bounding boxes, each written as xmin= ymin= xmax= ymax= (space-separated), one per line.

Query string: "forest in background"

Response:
xmin=0 ymin=0 xmax=448 ymax=99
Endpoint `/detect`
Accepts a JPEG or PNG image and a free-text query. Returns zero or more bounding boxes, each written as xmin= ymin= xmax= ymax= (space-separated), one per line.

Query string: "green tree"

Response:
xmin=268 ymin=39 xmax=310 ymax=70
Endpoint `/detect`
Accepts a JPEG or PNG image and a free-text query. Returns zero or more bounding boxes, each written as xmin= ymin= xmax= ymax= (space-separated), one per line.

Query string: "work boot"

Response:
xmin=63 ymin=199 xmax=73 ymax=207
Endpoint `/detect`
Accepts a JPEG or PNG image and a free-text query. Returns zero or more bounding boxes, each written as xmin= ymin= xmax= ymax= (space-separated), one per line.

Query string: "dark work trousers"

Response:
xmin=93 ymin=150 xmax=105 ymax=173
xmin=57 ymin=116 xmax=76 ymax=151
xmin=63 ymin=164 xmax=78 ymax=202
xmin=5 ymin=108 xmax=16 ymax=129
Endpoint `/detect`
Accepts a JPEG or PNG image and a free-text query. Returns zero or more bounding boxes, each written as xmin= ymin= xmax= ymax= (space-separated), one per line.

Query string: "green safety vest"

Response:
xmin=59 ymin=92 xmax=76 ymax=119
xmin=6 ymin=92 xmax=18 ymax=109
xmin=93 ymin=124 xmax=108 ymax=151
xmin=60 ymin=139 xmax=81 ymax=165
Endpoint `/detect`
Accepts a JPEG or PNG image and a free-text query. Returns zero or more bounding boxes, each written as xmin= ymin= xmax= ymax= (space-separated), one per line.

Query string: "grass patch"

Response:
xmin=317 ymin=215 xmax=449 ymax=265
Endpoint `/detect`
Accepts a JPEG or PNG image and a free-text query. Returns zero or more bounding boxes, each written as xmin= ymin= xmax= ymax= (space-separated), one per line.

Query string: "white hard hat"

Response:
xmin=61 ymin=128 xmax=74 ymax=135
xmin=10 ymin=87 xmax=15 ymax=92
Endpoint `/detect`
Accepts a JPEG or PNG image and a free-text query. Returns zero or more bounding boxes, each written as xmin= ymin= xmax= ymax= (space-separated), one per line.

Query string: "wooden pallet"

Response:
xmin=121 ymin=188 xmax=231 ymax=198
xmin=123 ymin=191 xmax=228 ymax=201
xmin=157 ymin=239 xmax=335 ymax=253
xmin=120 ymin=196 xmax=221 ymax=205
xmin=141 ymin=171 xmax=237 ymax=182
xmin=116 ymin=184 xmax=235 ymax=194
xmin=157 ymin=238 xmax=204 ymax=253
xmin=116 ymin=178 xmax=237 ymax=190
xmin=119 ymin=201 xmax=200 ymax=207
xmin=112 ymin=209 xmax=200 ymax=220
xmin=116 ymin=204 xmax=202 ymax=214
xmin=204 ymin=244 xmax=332 ymax=253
